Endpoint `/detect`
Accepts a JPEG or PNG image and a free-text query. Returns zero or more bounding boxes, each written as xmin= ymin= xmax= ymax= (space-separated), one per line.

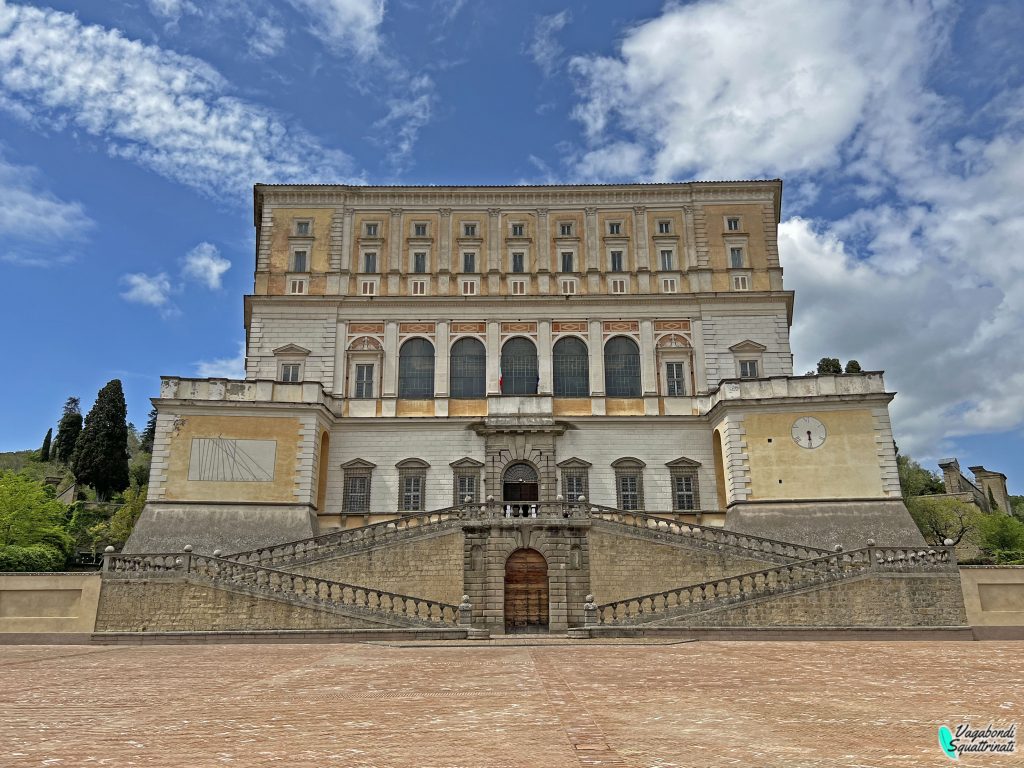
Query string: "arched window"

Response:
xmin=450 ymin=338 xmax=486 ymax=399
xmin=553 ymin=337 xmax=589 ymax=397
xmin=398 ymin=338 xmax=435 ymax=398
xmin=604 ymin=336 xmax=641 ymax=397
xmin=501 ymin=337 xmax=538 ymax=395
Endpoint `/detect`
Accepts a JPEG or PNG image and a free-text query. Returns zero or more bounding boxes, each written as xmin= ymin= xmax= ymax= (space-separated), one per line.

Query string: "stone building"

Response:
xmin=120 ymin=181 xmax=946 ymax=634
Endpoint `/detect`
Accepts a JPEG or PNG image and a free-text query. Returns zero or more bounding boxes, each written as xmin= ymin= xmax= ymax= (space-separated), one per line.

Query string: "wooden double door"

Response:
xmin=504 ymin=549 xmax=549 ymax=634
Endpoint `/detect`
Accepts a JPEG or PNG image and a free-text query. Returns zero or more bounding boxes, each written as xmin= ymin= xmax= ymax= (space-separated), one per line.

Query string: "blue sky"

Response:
xmin=0 ymin=0 xmax=1022 ymax=493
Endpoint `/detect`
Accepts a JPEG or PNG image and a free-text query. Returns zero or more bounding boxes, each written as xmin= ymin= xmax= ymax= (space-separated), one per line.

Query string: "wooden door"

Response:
xmin=504 ymin=549 xmax=549 ymax=634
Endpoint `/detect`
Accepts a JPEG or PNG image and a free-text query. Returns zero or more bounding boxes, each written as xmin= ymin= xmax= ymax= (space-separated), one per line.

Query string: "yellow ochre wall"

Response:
xmin=743 ymin=410 xmax=884 ymax=500
xmin=163 ymin=414 xmax=302 ymax=503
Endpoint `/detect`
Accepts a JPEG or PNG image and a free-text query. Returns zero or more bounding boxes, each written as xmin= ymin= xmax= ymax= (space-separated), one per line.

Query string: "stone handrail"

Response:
xmin=589 ymin=545 xmax=957 ymax=626
xmin=104 ymin=551 xmax=461 ymax=627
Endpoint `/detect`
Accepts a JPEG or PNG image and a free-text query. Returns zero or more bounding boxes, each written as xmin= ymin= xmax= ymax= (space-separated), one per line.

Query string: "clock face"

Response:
xmin=792 ymin=416 xmax=827 ymax=449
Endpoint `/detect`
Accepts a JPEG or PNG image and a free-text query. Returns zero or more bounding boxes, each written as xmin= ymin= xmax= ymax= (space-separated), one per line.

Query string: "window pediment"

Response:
xmin=666 ymin=457 xmax=701 ymax=468
xmin=729 ymin=340 xmax=767 ymax=353
xmin=611 ymin=457 xmax=646 ymax=469
xmin=556 ymin=457 xmax=593 ymax=469
xmin=450 ymin=457 xmax=484 ymax=468
xmin=340 ymin=458 xmax=376 ymax=470
xmin=272 ymin=344 xmax=311 ymax=357
xmin=396 ymin=458 xmax=430 ymax=469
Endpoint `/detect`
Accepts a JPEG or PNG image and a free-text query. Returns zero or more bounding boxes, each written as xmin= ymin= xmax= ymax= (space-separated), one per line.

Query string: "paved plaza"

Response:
xmin=1 ymin=640 xmax=1021 ymax=767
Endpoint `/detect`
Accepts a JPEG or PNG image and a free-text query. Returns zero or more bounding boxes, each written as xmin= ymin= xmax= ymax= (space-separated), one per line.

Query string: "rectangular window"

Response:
xmin=464 ymin=223 xmax=477 ymax=237
xmin=511 ymin=223 xmax=524 ymax=237
xmin=660 ymin=250 xmax=673 ymax=271
xmin=608 ymin=222 xmax=621 ymax=235
xmin=360 ymin=280 xmax=376 ymax=296
xmin=727 ymin=217 xmax=740 ymax=231
xmin=672 ymin=471 xmax=700 ymax=511
xmin=561 ymin=251 xmax=574 ymax=273
xmin=411 ymin=280 xmax=426 ymax=296
xmin=279 ymin=363 xmax=301 ymax=382
xmin=560 ymin=222 xmax=573 ymax=236
xmin=463 ymin=252 xmax=476 ymax=273
xmin=342 ymin=474 xmax=370 ymax=514
xmin=364 ymin=252 xmax=377 ymax=273
xmin=732 ymin=274 xmax=750 ymax=291
xmin=610 ymin=251 xmax=623 ymax=272
xmin=414 ymin=223 xmax=427 ymax=237
xmin=611 ymin=278 xmax=626 ymax=294
xmin=400 ymin=473 xmax=424 ymax=512
xmin=730 ymin=247 xmax=744 ymax=269
xmin=666 ymin=362 xmax=686 ymax=396
xmin=462 ymin=280 xmax=477 ymax=296
xmin=739 ymin=360 xmax=759 ymax=378
xmin=292 ymin=250 xmax=308 ymax=272
xmin=365 ymin=223 xmax=378 ymax=237
xmin=354 ymin=363 xmax=374 ymax=398
xmin=295 ymin=220 xmax=310 ymax=236
xmin=560 ymin=279 xmax=577 ymax=295
xmin=658 ymin=220 xmax=671 ymax=234
xmin=512 ymin=252 xmax=525 ymax=273
xmin=662 ymin=278 xmax=678 ymax=293
xmin=617 ymin=474 xmax=642 ymax=511
xmin=511 ymin=280 xmax=526 ymax=295
xmin=562 ymin=469 xmax=589 ymax=501
xmin=413 ymin=252 xmax=427 ymax=273
xmin=288 ymin=278 xmax=306 ymax=295
xmin=455 ymin=472 xmax=478 ymax=504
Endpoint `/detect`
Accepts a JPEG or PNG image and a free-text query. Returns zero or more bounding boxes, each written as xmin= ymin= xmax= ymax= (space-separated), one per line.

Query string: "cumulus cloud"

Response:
xmin=286 ymin=0 xmax=385 ymax=58
xmin=181 ymin=242 xmax=231 ymax=290
xmin=120 ymin=272 xmax=173 ymax=308
xmin=195 ymin=341 xmax=247 ymax=379
xmin=0 ymin=1 xmax=353 ymax=200
xmin=526 ymin=10 xmax=570 ymax=77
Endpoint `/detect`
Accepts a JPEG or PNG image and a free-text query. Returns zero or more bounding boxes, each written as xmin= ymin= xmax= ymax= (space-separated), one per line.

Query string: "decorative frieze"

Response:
xmin=350 ymin=322 xmax=385 ymax=334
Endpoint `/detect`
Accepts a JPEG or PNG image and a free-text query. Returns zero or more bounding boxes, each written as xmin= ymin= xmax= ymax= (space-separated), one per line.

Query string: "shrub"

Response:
xmin=978 ymin=514 xmax=1024 ymax=557
xmin=0 ymin=544 xmax=67 ymax=572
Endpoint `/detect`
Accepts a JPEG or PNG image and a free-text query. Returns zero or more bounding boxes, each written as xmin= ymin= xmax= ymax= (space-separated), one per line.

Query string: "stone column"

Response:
xmin=332 ymin=320 xmax=347 ymax=396
xmin=632 ymin=206 xmax=649 ymax=272
xmin=537 ymin=320 xmax=553 ymax=395
xmin=339 ymin=207 xmax=353 ymax=295
xmin=486 ymin=320 xmax=501 ymax=395
xmin=434 ymin=320 xmax=450 ymax=397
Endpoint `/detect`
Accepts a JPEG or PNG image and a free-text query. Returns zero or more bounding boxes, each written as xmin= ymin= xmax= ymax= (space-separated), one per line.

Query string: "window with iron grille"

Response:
xmin=398 ymin=338 xmax=435 ymax=398
xmin=665 ymin=361 xmax=686 ymax=396
xmin=512 ymin=252 xmax=525 ymax=273
xmin=399 ymin=470 xmax=425 ymax=511
xmin=450 ymin=337 xmax=486 ymax=399
xmin=561 ymin=251 xmax=574 ymax=273
xmin=500 ymin=337 xmax=538 ymax=394
xmin=354 ymin=363 xmax=375 ymax=398
xmin=615 ymin=470 xmax=644 ymax=510
xmin=342 ymin=473 xmax=371 ymax=514
xmin=671 ymin=470 xmax=700 ymax=511
xmin=413 ymin=252 xmax=427 ymax=273
xmin=454 ymin=471 xmax=479 ymax=504
xmin=463 ymin=252 xmax=476 ymax=273
xmin=610 ymin=250 xmax=623 ymax=272
xmin=553 ymin=337 xmax=589 ymax=397
xmin=562 ymin=468 xmax=589 ymax=501
xmin=604 ymin=336 xmax=641 ymax=397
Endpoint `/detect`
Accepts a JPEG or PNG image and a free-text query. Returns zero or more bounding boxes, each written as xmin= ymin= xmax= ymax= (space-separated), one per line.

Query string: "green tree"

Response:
xmin=1010 ymin=495 xmax=1024 ymax=520
xmin=844 ymin=360 xmax=862 ymax=373
xmin=72 ymin=380 xmax=130 ymax=502
xmin=0 ymin=472 xmax=73 ymax=570
xmin=816 ymin=357 xmax=842 ymax=374
xmin=39 ymin=428 xmax=52 ymax=462
xmin=52 ymin=397 xmax=83 ymax=464
xmin=907 ymin=496 xmax=981 ymax=546
xmin=897 ymin=454 xmax=945 ymax=502
xmin=977 ymin=514 xmax=1024 ymax=563
xmin=140 ymin=408 xmax=157 ymax=454
xmin=109 ymin=484 xmax=147 ymax=547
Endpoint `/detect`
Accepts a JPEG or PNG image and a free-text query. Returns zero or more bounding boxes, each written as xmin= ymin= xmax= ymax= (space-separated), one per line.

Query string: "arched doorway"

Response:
xmin=503 ymin=462 xmax=538 ymax=514
xmin=504 ymin=548 xmax=549 ymax=634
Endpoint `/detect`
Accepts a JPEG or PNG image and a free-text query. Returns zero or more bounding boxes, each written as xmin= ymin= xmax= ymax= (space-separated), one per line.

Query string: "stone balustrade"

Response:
xmin=709 ymin=372 xmax=888 ymax=407
xmin=159 ymin=376 xmax=330 ymax=406
xmin=590 ymin=545 xmax=957 ymax=626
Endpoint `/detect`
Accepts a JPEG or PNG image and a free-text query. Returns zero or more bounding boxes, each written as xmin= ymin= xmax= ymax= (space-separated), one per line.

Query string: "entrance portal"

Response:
xmin=502 ymin=462 xmax=539 ymax=515
xmin=504 ymin=548 xmax=549 ymax=634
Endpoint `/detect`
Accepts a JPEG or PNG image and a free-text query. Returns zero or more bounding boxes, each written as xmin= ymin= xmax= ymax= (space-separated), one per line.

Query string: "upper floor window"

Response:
xmin=398 ymin=338 xmax=435 ymax=398
xmin=360 ymin=280 xmax=377 ymax=296
xmin=605 ymin=336 xmax=642 ymax=397
xmin=354 ymin=363 xmax=375 ymax=398
xmin=739 ymin=359 xmax=759 ymax=378
xmin=610 ymin=250 xmax=623 ymax=272
xmin=553 ymin=336 xmax=589 ymax=397
xmin=730 ymin=247 xmax=745 ymax=269
xmin=413 ymin=252 xmax=427 ymax=273
xmin=450 ymin=337 xmax=486 ymax=399
xmin=500 ymin=337 xmax=539 ymax=395
xmin=511 ymin=280 xmax=526 ymax=295
xmin=732 ymin=274 xmax=750 ymax=291
xmin=559 ymin=222 xmax=573 ymax=236
xmin=662 ymin=278 xmax=678 ymax=293
xmin=608 ymin=222 xmax=621 ymax=235
xmin=665 ymin=362 xmax=686 ymax=396
xmin=611 ymin=278 xmax=627 ymax=294
xmin=288 ymin=277 xmax=307 ymax=295
xmin=294 ymin=220 xmax=311 ymax=236
xmin=658 ymin=220 xmax=671 ymax=234
xmin=561 ymin=251 xmax=574 ymax=273
xmin=463 ymin=252 xmax=476 ymax=273
xmin=411 ymin=279 xmax=427 ymax=296
xmin=660 ymin=250 xmax=673 ymax=271
xmin=727 ymin=217 xmax=741 ymax=231
xmin=279 ymin=362 xmax=301 ymax=382
xmin=464 ymin=223 xmax=477 ymax=237
xmin=512 ymin=252 xmax=525 ymax=273
xmin=291 ymin=249 xmax=308 ymax=273
xmin=511 ymin=223 xmax=525 ymax=237
xmin=364 ymin=252 xmax=377 ymax=273
xmin=414 ymin=223 xmax=427 ymax=237
xmin=559 ymin=278 xmax=577 ymax=295
xmin=365 ymin=222 xmax=378 ymax=237
xmin=562 ymin=468 xmax=589 ymax=502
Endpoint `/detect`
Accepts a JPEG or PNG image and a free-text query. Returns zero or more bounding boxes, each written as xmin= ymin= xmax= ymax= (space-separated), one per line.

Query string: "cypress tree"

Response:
xmin=816 ymin=357 xmax=842 ymax=374
xmin=844 ymin=360 xmax=862 ymax=373
xmin=52 ymin=397 xmax=83 ymax=464
xmin=140 ymin=408 xmax=158 ymax=454
xmin=71 ymin=380 xmax=130 ymax=501
xmin=40 ymin=428 xmax=52 ymax=462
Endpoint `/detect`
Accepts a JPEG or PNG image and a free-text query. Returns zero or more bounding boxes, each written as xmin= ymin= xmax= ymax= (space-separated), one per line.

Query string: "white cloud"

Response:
xmin=372 ymin=74 xmax=435 ymax=171
xmin=146 ymin=0 xmax=196 ymax=23
xmin=286 ymin=0 xmax=385 ymax=58
xmin=0 ymin=1 xmax=353 ymax=200
xmin=249 ymin=17 xmax=287 ymax=58
xmin=195 ymin=341 xmax=247 ymax=379
xmin=120 ymin=272 xmax=173 ymax=308
xmin=181 ymin=242 xmax=231 ymax=290
xmin=526 ymin=10 xmax=570 ymax=77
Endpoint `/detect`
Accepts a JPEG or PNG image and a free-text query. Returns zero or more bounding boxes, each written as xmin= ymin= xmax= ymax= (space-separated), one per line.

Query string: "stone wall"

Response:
xmin=667 ymin=573 xmax=966 ymax=627
xmin=960 ymin=566 xmax=1024 ymax=628
xmin=588 ymin=524 xmax=774 ymax=604
xmin=95 ymin=579 xmax=401 ymax=632
xmin=289 ymin=531 xmax=465 ymax=605
xmin=0 ymin=573 xmax=101 ymax=633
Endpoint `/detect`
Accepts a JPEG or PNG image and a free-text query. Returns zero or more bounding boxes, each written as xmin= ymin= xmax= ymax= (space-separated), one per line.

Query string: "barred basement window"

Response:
xmin=397 ymin=464 xmax=427 ymax=511
xmin=604 ymin=336 xmax=641 ymax=397
xmin=454 ymin=471 xmax=478 ymax=504
xmin=398 ymin=338 xmax=435 ymax=398
xmin=553 ymin=336 xmax=589 ymax=397
xmin=500 ymin=337 xmax=538 ymax=395
xmin=613 ymin=458 xmax=646 ymax=511
xmin=341 ymin=464 xmax=374 ymax=514
xmin=671 ymin=470 xmax=700 ymax=511
xmin=450 ymin=337 xmax=486 ymax=399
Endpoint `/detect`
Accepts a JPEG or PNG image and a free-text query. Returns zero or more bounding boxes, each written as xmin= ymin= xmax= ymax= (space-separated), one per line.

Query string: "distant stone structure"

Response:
xmin=936 ymin=459 xmax=1011 ymax=515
